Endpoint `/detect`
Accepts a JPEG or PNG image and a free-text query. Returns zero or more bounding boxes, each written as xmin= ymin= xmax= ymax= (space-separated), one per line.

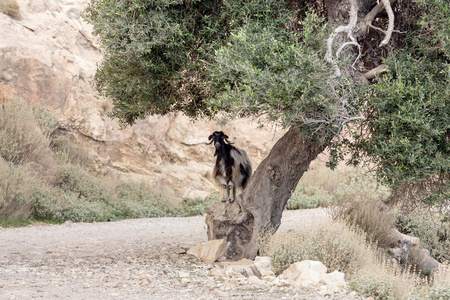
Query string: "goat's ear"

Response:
xmin=224 ymin=135 xmax=229 ymax=139
xmin=208 ymin=135 xmax=213 ymax=140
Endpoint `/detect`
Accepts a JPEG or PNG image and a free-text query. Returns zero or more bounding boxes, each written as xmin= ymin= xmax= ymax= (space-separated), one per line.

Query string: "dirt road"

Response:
xmin=0 ymin=209 xmax=359 ymax=300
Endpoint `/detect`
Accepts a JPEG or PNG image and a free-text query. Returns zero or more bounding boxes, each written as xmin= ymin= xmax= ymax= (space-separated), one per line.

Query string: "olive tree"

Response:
xmin=85 ymin=0 xmax=450 ymax=260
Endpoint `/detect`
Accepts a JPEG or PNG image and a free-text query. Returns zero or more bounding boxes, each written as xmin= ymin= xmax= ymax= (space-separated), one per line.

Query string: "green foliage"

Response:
xmin=395 ymin=211 xmax=450 ymax=263
xmin=286 ymin=184 xmax=332 ymax=210
xmin=349 ymin=273 xmax=401 ymax=300
xmin=0 ymin=99 xmax=54 ymax=166
xmin=113 ymin=181 xmax=182 ymax=218
xmin=180 ymin=195 xmax=217 ymax=216
xmin=85 ymin=1 xmax=362 ymax=143
xmin=0 ymin=159 xmax=36 ymax=219
xmin=412 ymin=0 xmax=450 ymax=59
xmin=54 ymin=165 xmax=114 ymax=205
xmin=349 ymin=53 xmax=450 ymax=189
xmin=208 ymin=12 xmax=363 ymax=143
xmin=84 ymin=0 xmax=220 ymax=124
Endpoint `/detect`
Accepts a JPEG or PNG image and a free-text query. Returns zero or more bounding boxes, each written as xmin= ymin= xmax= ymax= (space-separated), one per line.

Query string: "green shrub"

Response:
xmin=33 ymin=190 xmax=113 ymax=222
xmin=396 ymin=211 xmax=450 ymax=263
xmin=51 ymin=137 xmax=91 ymax=167
xmin=113 ymin=181 xmax=182 ymax=218
xmin=0 ymin=99 xmax=54 ymax=167
xmin=0 ymin=159 xmax=34 ymax=219
xmin=425 ymin=284 xmax=450 ymax=300
xmin=53 ymin=165 xmax=113 ymax=204
xmin=180 ymin=195 xmax=218 ymax=216
xmin=259 ymin=220 xmax=373 ymax=275
xmin=286 ymin=184 xmax=332 ymax=209
xmin=0 ymin=0 xmax=22 ymax=20
xmin=349 ymin=273 xmax=404 ymax=300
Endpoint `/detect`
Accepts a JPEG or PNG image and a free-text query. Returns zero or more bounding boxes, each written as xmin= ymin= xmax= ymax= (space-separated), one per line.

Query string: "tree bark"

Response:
xmin=205 ymin=127 xmax=326 ymax=260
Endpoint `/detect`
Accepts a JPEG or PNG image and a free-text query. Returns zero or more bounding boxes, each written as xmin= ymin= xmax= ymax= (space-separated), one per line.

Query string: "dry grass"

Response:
xmin=0 ymin=0 xmax=22 ymax=20
xmin=259 ymin=219 xmax=377 ymax=276
xmin=0 ymin=99 xmax=56 ymax=169
xmin=260 ymin=217 xmax=450 ymax=299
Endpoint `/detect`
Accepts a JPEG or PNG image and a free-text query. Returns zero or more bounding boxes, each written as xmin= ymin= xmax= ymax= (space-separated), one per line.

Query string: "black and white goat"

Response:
xmin=207 ymin=131 xmax=252 ymax=203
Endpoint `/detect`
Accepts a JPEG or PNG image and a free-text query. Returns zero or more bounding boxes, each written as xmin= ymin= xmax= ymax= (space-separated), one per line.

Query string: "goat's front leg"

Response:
xmin=231 ymin=183 xmax=236 ymax=203
xmin=228 ymin=181 xmax=235 ymax=203
xmin=222 ymin=184 xmax=228 ymax=203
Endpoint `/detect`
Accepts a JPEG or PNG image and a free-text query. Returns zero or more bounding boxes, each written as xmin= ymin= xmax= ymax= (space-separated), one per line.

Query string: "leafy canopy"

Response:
xmin=85 ymin=0 xmax=362 ymax=143
xmin=340 ymin=0 xmax=450 ymax=204
xmin=86 ymin=0 xmax=450 ymax=205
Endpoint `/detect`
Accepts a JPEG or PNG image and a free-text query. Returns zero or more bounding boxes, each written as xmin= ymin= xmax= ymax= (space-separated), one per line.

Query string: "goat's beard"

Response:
xmin=214 ymin=142 xmax=222 ymax=156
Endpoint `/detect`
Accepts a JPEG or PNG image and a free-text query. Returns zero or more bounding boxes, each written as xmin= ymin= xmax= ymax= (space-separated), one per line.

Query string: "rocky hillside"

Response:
xmin=0 ymin=0 xmax=285 ymax=199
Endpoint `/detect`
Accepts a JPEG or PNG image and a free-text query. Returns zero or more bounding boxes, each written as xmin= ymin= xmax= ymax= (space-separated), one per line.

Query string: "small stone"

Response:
xmin=174 ymin=248 xmax=187 ymax=254
xmin=178 ymin=271 xmax=190 ymax=278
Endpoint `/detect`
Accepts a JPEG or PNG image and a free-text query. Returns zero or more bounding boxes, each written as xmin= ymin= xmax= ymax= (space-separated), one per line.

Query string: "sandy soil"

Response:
xmin=0 ymin=209 xmax=362 ymax=300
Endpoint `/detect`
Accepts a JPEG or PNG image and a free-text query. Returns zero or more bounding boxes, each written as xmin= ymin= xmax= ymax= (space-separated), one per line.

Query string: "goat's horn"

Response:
xmin=206 ymin=139 xmax=214 ymax=145
xmin=224 ymin=138 xmax=234 ymax=145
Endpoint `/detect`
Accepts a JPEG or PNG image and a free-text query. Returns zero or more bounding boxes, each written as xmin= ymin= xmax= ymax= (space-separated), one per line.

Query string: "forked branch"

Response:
xmin=324 ymin=0 xmax=361 ymax=77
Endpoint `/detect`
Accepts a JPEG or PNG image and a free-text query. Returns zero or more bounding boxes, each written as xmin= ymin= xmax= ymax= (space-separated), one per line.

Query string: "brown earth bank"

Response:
xmin=0 ymin=209 xmax=364 ymax=300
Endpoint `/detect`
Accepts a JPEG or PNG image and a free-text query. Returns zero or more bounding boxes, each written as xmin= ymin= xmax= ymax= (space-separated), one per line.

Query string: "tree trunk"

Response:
xmin=205 ymin=127 xmax=326 ymax=260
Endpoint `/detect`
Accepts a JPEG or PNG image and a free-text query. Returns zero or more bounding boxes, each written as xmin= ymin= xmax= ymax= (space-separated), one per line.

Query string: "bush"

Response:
xmin=0 ymin=158 xmax=34 ymax=219
xmin=53 ymin=165 xmax=113 ymax=204
xmin=180 ymin=194 xmax=218 ymax=216
xmin=286 ymin=184 xmax=332 ymax=209
xmin=51 ymin=137 xmax=91 ymax=167
xmin=259 ymin=220 xmax=374 ymax=275
xmin=0 ymin=99 xmax=55 ymax=167
xmin=396 ymin=211 xmax=450 ymax=263
xmin=349 ymin=271 xmax=408 ymax=300
xmin=329 ymin=168 xmax=394 ymax=246
xmin=0 ymin=0 xmax=22 ymax=20
xmin=113 ymin=181 xmax=182 ymax=218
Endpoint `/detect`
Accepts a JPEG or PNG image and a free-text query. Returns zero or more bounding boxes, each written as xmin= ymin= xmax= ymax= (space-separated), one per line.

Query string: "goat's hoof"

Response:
xmin=229 ymin=200 xmax=235 ymax=204
xmin=221 ymin=199 xmax=227 ymax=203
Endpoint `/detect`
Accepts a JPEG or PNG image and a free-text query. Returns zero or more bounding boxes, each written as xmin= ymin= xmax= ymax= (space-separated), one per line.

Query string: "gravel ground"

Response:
xmin=0 ymin=209 xmax=363 ymax=300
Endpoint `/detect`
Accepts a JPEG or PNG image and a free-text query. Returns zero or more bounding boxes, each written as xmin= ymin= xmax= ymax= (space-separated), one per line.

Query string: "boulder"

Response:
xmin=187 ymin=239 xmax=229 ymax=263
xmin=250 ymin=256 xmax=275 ymax=278
xmin=278 ymin=260 xmax=347 ymax=293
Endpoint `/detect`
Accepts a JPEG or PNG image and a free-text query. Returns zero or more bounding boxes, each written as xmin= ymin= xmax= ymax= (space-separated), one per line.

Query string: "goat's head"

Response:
xmin=207 ymin=131 xmax=233 ymax=156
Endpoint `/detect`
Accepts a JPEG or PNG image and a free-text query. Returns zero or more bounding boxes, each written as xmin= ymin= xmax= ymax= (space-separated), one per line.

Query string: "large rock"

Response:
xmin=187 ymin=239 xmax=229 ymax=263
xmin=276 ymin=260 xmax=347 ymax=293
xmin=0 ymin=0 xmax=285 ymax=198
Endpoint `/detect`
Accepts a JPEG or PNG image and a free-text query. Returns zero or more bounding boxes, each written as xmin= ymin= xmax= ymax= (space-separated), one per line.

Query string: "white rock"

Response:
xmin=178 ymin=271 xmax=190 ymax=278
xmin=320 ymin=270 xmax=346 ymax=293
xmin=251 ymin=256 xmax=275 ymax=278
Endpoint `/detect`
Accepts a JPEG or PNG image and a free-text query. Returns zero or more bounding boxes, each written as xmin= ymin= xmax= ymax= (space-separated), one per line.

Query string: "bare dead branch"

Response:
xmin=324 ymin=0 xmax=360 ymax=77
xmin=379 ymin=0 xmax=394 ymax=47
xmin=364 ymin=64 xmax=388 ymax=80
xmin=364 ymin=0 xmax=396 ymax=47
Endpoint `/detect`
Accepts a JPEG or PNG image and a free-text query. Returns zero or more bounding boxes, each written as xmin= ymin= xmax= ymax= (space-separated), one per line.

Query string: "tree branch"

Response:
xmin=324 ymin=0 xmax=360 ymax=77
xmin=364 ymin=0 xmax=396 ymax=47
xmin=364 ymin=64 xmax=388 ymax=80
xmin=379 ymin=0 xmax=394 ymax=47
